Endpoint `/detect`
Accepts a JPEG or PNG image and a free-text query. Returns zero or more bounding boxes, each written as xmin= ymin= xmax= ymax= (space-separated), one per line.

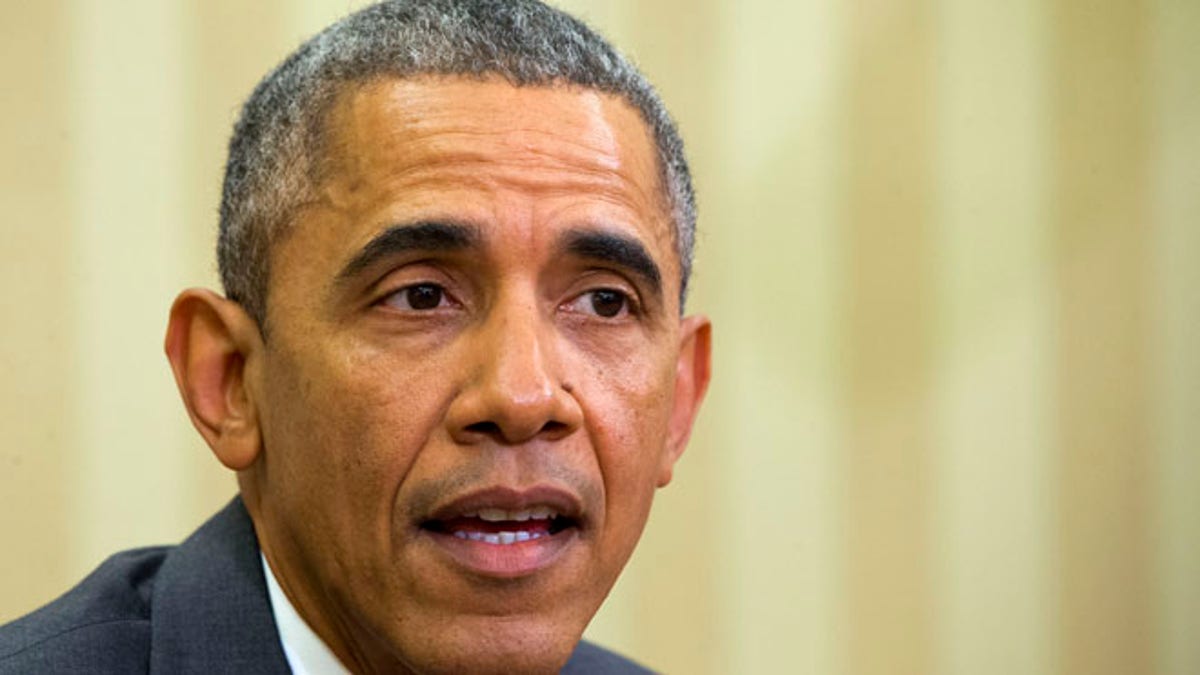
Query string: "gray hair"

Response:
xmin=217 ymin=0 xmax=696 ymax=328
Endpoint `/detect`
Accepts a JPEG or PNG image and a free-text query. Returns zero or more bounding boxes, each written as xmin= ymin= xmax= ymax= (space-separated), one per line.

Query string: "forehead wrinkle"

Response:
xmin=322 ymin=136 xmax=650 ymax=220
xmin=423 ymin=121 xmax=625 ymax=173
xmin=319 ymin=153 xmax=657 ymax=239
xmin=388 ymin=126 xmax=634 ymax=187
xmin=398 ymin=162 xmax=650 ymax=214
xmin=326 ymin=79 xmax=659 ymax=197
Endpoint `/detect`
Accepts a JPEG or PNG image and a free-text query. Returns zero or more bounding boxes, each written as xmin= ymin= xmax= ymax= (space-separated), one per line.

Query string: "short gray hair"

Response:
xmin=217 ymin=0 xmax=696 ymax=328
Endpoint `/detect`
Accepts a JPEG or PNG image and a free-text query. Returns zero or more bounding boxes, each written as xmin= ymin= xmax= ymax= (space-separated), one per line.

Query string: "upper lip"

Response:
xmin=423 ymin=485 xmax=585 ymax=525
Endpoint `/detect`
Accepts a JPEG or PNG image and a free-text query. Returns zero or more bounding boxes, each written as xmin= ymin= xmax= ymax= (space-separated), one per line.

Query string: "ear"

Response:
xmin=164 ymin=288 xmax=265 ymax=471
xmin=657 ymin=314 xmax=712 ymax=487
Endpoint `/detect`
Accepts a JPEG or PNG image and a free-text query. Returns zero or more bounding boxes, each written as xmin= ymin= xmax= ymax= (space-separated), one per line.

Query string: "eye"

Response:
xmin=589 ymin=289 xmax=628 ymax=317
xmin=383 ymin=283 xmax=451 ymax=311
xmin=565 ymin=288 xmax=635 ymax=319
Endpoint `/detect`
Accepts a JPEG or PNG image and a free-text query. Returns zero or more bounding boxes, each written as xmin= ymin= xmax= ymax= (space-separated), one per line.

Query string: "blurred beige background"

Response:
xmin=2 ymin=1 xmax=1198 ymax=673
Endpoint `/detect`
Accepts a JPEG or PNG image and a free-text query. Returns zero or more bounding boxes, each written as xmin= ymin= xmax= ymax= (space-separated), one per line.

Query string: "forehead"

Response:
xmin=321 ymin=76 xmax=659 ymax=186
xmin=291 ymin=76 xmax=677 ymax=273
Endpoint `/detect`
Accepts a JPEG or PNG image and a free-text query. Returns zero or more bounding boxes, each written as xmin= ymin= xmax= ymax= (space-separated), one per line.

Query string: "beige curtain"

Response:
xmin=2 ymin=1 xmax=1197 ymax=673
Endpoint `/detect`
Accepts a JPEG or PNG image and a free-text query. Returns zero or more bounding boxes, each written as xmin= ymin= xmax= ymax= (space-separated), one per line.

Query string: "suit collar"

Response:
xmin=148 ymin=496 xmax=291 ymax=674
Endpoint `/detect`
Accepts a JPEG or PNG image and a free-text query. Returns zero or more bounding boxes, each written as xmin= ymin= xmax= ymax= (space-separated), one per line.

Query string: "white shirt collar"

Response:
xmin=261 ymin=554 xmax=353 ymax=675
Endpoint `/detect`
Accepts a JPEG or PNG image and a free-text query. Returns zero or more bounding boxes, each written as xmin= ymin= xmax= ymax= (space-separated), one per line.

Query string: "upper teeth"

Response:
xmin=453 ymin=530 xmax=541 ymax=544
xmin=468 ymin=507 xmax=557 ymax=522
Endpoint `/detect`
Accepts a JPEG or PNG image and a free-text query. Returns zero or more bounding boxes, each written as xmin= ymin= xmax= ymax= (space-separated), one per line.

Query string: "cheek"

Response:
xmin=582 ymin=347 xmax=677 ymax=519
xmin=261 ymin=340 xmax=457 ymax=518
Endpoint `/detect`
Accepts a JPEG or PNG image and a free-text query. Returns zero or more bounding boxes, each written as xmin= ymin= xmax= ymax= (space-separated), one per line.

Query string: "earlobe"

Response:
xmin=657 ymin=315 xmax=712 ymax=487
xmin=164 ymin=288 xmax=265 ymax=471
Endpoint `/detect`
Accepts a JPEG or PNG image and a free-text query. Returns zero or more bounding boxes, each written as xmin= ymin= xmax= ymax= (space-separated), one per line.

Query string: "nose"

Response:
xmin=445 ymin=296 xmax=583 ymax=445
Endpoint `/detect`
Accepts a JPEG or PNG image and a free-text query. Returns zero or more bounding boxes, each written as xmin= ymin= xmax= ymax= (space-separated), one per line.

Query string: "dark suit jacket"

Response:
xmin=0 ymin=498 xmax=651 ymax=674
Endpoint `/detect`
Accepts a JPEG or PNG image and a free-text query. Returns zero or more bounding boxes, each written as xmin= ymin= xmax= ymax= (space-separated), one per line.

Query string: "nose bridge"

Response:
xmin=484 ymin=293 xmax=554 ymax=405
xmin=449 ymin=285 xmax=578 ymax=444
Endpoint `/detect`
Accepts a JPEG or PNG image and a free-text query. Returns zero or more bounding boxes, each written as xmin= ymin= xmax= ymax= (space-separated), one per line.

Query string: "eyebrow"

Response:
xmin=560 ymin=228 xmax=663 ymax=300
xmin=335 ymin=221 xmax=479 ymax=283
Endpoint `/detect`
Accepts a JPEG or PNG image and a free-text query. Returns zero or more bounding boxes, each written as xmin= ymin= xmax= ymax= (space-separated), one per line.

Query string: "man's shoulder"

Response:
xmin=0 ymin=546 xmax=170 ymax=673
xmin=565 ymin=640 xmax=657 ymax=674
xmin=0 ymin=497 xmax=289 ymax=675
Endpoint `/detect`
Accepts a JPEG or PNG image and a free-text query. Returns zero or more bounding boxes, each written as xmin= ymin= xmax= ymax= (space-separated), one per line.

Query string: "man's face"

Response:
xmin=243 ymin=77 xmax=709 ymax=673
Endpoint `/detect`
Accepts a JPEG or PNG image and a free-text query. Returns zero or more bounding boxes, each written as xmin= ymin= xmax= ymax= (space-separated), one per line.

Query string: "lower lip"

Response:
xmin=422 ymin=528 xmax=579 ymax=578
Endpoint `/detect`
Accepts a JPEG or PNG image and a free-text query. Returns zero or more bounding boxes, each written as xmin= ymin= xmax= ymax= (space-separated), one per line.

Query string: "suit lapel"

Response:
xmin=148 ymin=497 xmax=292 ymax=674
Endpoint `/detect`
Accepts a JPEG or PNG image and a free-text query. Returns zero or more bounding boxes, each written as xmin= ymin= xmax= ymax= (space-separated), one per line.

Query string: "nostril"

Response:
xmin=460 ymin=419 xmax=570 ymax=442
xmin=464 ymin=421 xmax=502 ymax=436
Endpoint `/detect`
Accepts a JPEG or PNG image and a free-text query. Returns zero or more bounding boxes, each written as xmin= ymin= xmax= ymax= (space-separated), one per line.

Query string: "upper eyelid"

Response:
xmin=575 ymin=266 xmax=639 ymax=290
xmin=562 ymin=287 xmax=641 ymax=319
xmin=572 ymin=272 xmax=643 ymax=306
xmin=371 ymin=278 xmax=464 ymax=313
xmin=386 ymin=282 xmax=454 ymax=306
xmin=369 ymin=261 xmax=457 ymax=295
xmin=375 ymin=282 xmax=466 ymax=316
xmin=383 ymin=279 xmax=452 ymax=296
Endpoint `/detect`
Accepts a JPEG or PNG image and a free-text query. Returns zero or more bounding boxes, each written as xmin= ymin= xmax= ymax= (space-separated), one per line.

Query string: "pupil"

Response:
xmin=407 ymin=285 xmax=442 ymax=310
xmin=590 ymin=290 xmax=624 ymax=317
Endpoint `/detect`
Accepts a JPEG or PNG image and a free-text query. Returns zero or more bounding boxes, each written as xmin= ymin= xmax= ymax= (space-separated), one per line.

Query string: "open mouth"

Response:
xmin=421 ymin=507 xmax=579 ymax=545
xmin=417 ymin=489 xmax=586 ymax=577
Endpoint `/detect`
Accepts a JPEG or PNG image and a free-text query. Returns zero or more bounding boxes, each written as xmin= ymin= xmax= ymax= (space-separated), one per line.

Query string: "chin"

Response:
xmin=389 ymin=613 xmax=585 ymax=675
xmin=421 ymin=647 xmax=570 ymax=675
